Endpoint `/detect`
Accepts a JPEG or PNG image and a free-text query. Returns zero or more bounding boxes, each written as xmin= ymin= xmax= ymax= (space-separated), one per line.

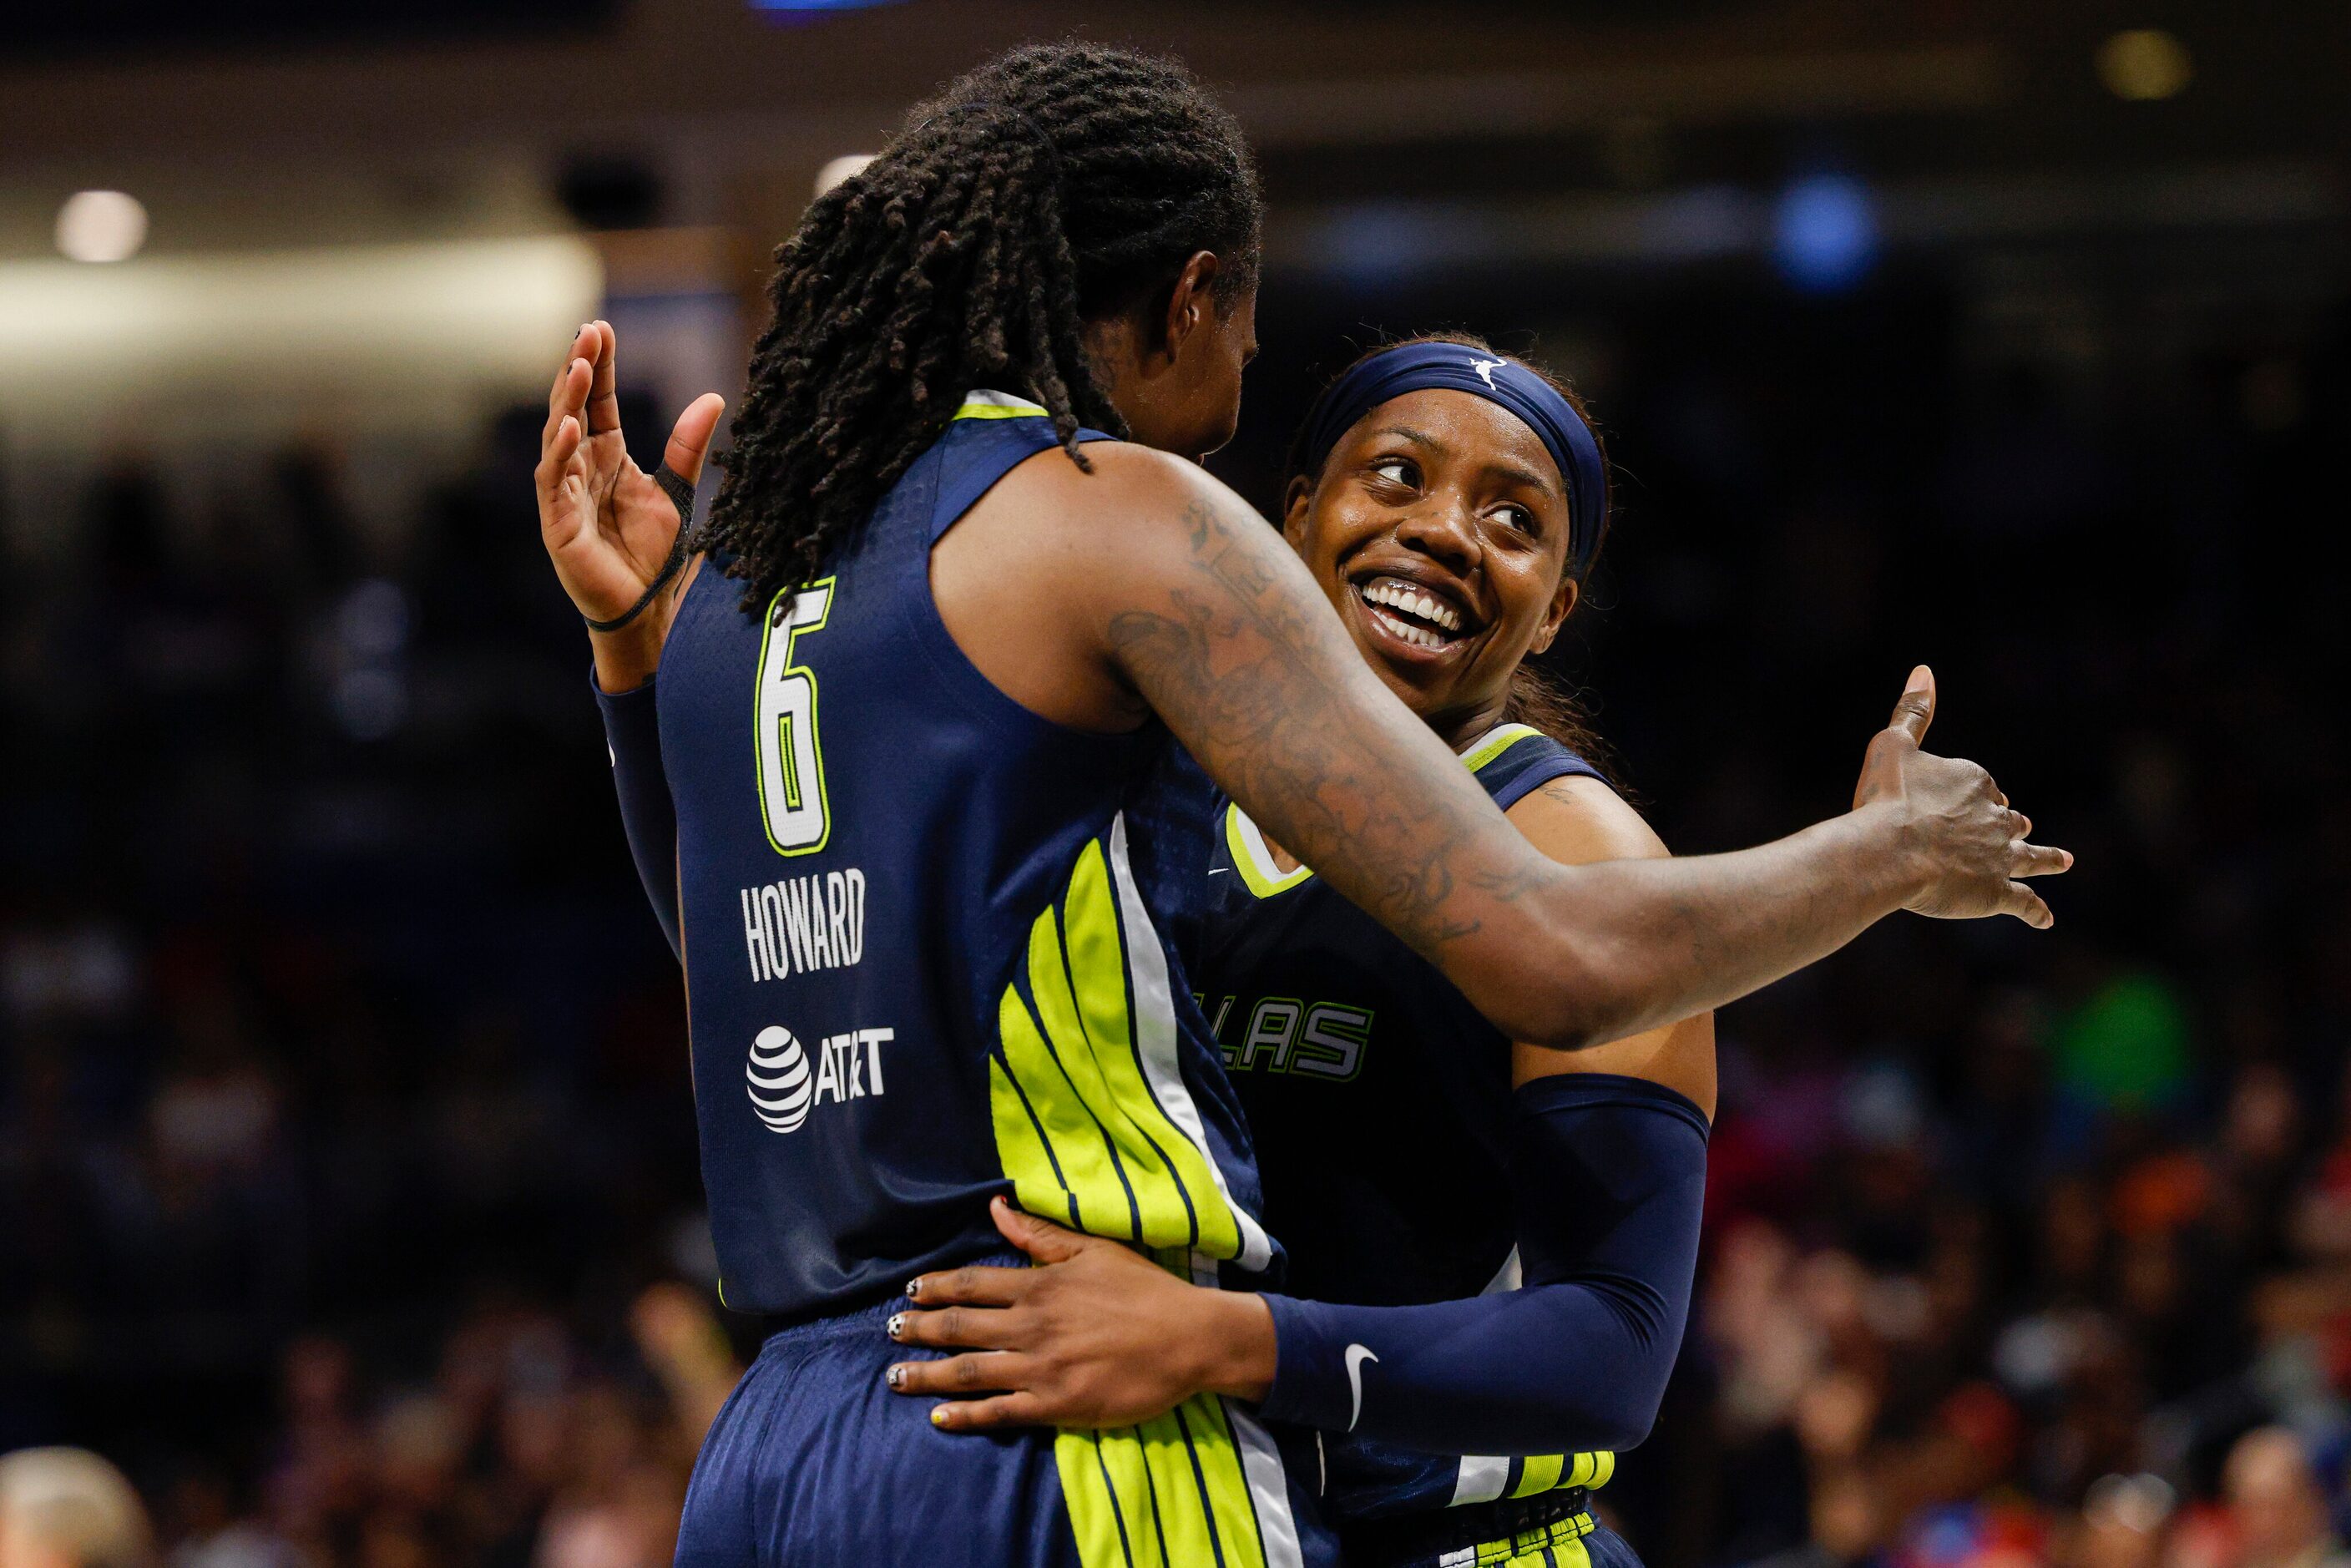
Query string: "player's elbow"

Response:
xmin=1541 ymin=1357 xmax=1671 ymax=1455
xmin=1504 ymin=1374 xmax=1661 ymax=1455
xmin=1527 ymin=1289 xmax=1678 ymax=1451
xmin=1584 ymin=1406 xmax=1661 ymax=1457
xmin=1503 ymin=931 xmax=1651 ymax=1052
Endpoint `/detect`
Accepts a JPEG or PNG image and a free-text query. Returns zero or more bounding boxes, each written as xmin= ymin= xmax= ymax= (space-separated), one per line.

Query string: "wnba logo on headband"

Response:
xmin=1295 ymin=342 xmax=1608 ymax=580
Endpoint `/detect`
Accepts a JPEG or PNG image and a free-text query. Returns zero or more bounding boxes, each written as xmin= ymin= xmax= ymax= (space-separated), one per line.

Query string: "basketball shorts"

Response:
xmin=1342 ymin=1487 xmax=1642 ymax=1568
xmin=675 ymin=1259 xmax=1337 ymax=1568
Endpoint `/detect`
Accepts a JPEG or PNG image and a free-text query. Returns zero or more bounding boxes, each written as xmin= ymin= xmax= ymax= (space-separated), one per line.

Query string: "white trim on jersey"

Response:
xmin=1228 ymin=1399 xmax=1309 ymax=1568
xmin=1449 ymin=1454 xmax=1514 ymax=1508
xmin=1105 ymin=812 xmax=1277 ymax=1273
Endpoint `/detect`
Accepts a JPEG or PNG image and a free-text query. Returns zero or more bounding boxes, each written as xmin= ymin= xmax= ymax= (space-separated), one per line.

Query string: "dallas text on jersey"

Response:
xmin=1199 ymin=993 xmax=1375 ymax=1083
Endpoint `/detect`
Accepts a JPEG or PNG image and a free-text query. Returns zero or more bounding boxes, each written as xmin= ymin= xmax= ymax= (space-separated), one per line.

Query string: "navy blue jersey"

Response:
xmin=1197 ymin=723 xmax=1619 ymax=1524
xmin=655 ymin=392 xmax=1275 ymax=1327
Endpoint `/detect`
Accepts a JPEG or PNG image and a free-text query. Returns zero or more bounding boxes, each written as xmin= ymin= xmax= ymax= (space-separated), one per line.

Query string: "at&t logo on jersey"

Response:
xmin=746 ymin=1026 xmax=813 ymax=1132
xmin=745 ymin=1023 xmax=892 ymax=1135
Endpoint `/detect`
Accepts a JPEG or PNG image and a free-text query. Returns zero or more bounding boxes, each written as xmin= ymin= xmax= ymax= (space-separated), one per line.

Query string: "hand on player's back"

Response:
xmin=534 ymin=321 xmax=725 ymax=685
xmin=1851 ymin=666 xmax=2072 ymax=927
xmin=882 ymin=1198 xmax=1276 ymax=1431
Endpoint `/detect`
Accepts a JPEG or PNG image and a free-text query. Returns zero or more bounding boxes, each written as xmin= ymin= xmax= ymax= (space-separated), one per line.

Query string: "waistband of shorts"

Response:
xmin=754 ymin=1247 xmax=1029 ymax=1353
xmin=1348 ymin=1486 xmax=1592 ymax=1566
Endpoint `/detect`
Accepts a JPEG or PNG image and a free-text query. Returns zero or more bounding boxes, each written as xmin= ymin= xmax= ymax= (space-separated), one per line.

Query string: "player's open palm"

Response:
xmin=1851 ymin=666 xmax=2072 ymax=927
xmin=536 ymin=319 xmax=726 ymax=632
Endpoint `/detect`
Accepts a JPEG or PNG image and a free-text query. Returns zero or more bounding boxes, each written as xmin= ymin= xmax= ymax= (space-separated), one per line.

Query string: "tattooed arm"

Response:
xmin=936 ymin=442 xmax=2068 ymax=1050
xmin=1081 ymin=450 xmax=2065 ymax=1049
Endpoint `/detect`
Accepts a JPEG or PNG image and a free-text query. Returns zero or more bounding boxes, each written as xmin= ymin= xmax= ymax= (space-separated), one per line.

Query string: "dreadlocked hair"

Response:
xmin=697 ymin=42 xmax=1263 ymax=615
xmin=1287 ymin=332 xmax=1623 ymax=782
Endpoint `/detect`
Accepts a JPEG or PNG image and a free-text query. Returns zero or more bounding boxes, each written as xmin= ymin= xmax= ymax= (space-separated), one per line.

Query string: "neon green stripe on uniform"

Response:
xmin=1054 ymin=1429 xmax=1139 ymax=1568
xmin=1178 ymin=1394 xmax=1270 ymax=1568
xmin=1024 ymin=894 xmax=1189 ymax=1242
xmin=1459 ymin=721 xmax=1546 ymax=773
xmin=989 ymin=835 xmax=1255 ymax=1264
xmin=1059 ymin=840 xmax=1243 ymax=1256
xmin=1510 ymin=1452 xmax=1565 ymax=1499
xmin=953 ymin=390 xmax=1049 ymax=420
xmin=997 ymin=986 xmax=1133 ymax=1239
xmin=1045 ymin=1331 xmax=1292 ymax=1568
xmin=1100 ymin=1425 xmax=1169 ymax=1568
xmin=1134 ymin=1407 xmax=1221 ymax=1568
xmin=986 ymin=1055 xmax=1072 ymax=1226
xmin=1223 ymin=806 xmax=1315 ymax=899
xmin=1469 ymin=1508 xmax=1596 ymax=1567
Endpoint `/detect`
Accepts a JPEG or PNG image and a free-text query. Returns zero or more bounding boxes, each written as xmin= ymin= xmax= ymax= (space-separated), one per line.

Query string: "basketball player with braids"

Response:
xmin=537 ymin=43 xmax=2065 ymax=1566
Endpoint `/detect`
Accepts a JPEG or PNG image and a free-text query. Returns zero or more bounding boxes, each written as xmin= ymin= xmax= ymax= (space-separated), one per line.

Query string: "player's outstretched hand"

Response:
xmin=536 ymin=321 xmax=725 ymax=674
xmin=882 ymin=1198 xmax=1276 ymax=1431
xmin=1851 ymin=665 xmax=2072 ymax=928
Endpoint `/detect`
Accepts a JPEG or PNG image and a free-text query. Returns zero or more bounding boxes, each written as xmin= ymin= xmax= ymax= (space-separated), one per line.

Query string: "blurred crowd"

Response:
xmin=0 ymin=398 xmax=731 ymax=1566
xmin=2 ymin=266 xmax=2348 ymax=1568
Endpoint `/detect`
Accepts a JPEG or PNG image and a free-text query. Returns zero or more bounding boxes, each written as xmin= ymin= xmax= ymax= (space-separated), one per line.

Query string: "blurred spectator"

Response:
xmin=0 ymin=1449 xmax=153 ymax=1568
xmin=2221 ymin=1429 xmax=2350 ymax=1568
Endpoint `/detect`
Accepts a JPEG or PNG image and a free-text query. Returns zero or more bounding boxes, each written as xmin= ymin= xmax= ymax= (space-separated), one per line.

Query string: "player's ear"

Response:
xmin=1282 ymin=473 xmax=1315 ymax=551
xmin=1160 ymin=250 xmax=1220 ymax=364
xmin=1528 ymin=574 xmax=1578 ymax=655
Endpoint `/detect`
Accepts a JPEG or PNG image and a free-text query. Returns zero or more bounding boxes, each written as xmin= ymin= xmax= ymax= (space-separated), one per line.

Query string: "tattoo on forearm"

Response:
xmin=1109 ymin=498 xmax=1503 ymax=955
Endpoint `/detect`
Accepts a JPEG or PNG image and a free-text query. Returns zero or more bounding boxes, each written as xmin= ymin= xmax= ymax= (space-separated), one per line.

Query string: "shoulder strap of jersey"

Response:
xmin=930 ymin=390 xmax=1115 ymax=544
xmin=1462 ymin=722 xmax=1606 ymax=811
xmin=1214 ymin=723 xmax=1608 ymax=901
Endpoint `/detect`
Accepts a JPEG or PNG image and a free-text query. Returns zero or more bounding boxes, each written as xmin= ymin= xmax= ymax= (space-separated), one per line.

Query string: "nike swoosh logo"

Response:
xmin=1344 ymin=1343 xmax=1379 ymax=1432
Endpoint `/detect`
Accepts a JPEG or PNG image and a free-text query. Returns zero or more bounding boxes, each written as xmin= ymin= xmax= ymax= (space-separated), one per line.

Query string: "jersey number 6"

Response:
xmin=754 ymin=579 xmax=835 ymax=856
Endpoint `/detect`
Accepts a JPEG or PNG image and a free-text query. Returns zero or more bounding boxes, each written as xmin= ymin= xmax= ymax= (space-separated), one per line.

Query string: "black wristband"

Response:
xmin=583 ymin=467 xmax=695 ymax=635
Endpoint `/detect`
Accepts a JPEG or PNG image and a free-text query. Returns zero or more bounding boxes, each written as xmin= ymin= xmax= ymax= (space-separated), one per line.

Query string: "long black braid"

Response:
xmin=696 ymin=43 xmax=1263 ymax=614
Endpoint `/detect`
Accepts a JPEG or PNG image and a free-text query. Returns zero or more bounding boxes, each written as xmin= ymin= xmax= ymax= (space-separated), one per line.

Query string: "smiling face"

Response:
xmin=1283 ymin=387 xmax=1578 ymax=741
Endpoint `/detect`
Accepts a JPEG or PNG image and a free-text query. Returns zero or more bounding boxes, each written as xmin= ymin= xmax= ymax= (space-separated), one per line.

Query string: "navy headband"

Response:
xmin=1295 ymin=341 xmax=1607 ymax=579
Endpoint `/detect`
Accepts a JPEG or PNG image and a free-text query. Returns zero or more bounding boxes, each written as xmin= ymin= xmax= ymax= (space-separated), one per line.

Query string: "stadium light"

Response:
xmin=2097 ymin=29 xmax=2192 ymax=101
xmin=1772 ymin=174 xmax=1878 ymax=293
xmin=55 ymin=190 xmax=148 ymax=264
xmin=814 ymin=154 xmax=877 ymax=198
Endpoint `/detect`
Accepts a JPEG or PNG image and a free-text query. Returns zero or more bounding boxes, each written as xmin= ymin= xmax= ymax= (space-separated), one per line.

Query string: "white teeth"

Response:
xmin=1368 ymin=604 xmax=1441 ymax=649
xmin=1360 ymin=578 xmax=1463 ymax=636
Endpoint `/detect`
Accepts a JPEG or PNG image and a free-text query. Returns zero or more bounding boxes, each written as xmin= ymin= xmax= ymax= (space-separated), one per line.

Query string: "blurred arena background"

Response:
xmin=2 ymin=3 xmax=2347 ymax=1565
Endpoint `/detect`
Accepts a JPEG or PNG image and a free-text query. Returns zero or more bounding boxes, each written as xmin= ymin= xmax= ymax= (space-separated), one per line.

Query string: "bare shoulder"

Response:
xmin=929 ymin=439 xmax=1273 ymax=732
xmin=995 ymin=438 xmax=1236 ymax=529
xmin=1504 ymin=771 xmax=1669 ymax=867
xmin=946 ymin=439 xmax=1250 ymax=592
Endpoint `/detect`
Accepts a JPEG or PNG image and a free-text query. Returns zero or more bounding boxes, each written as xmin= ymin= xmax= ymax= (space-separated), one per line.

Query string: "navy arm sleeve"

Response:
xmin=1256 ymin=1073 xmax=1707 ymax=1455
xmin=594 ymin=672 xmax=682 ymax=960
